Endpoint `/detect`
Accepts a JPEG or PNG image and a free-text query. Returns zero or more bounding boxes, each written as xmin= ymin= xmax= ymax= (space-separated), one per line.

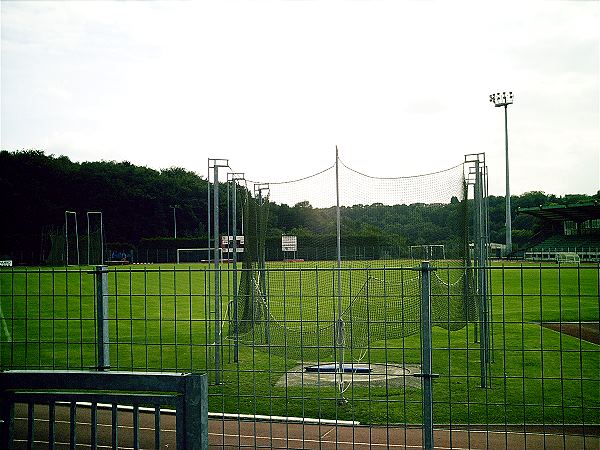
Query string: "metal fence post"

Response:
xmin=184 ymin=373 xmax=209 ymax=450
xmin=0 ymin=397 xmax=15 ymax=449
xmin=95 ymin=265 xmax=110 ymax=371
xmin=416 ymin=261 xmax=438 ymax=450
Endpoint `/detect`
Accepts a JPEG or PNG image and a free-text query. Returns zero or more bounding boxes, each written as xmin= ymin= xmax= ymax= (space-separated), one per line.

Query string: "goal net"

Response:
xmin=86 ymin=211 xmax=104 ymax=265
xmin=176 ymin=248 xmax=223 ymax=264
xmin=556 ymin=252 xmax=580 ymax=264
xmin=409 ymin=244 xmax=446 ymax=261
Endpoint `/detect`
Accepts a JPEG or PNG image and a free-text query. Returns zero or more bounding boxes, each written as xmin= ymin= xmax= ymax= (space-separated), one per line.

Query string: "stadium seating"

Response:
xmin=525 ymin=234 xmax=600 ymax=262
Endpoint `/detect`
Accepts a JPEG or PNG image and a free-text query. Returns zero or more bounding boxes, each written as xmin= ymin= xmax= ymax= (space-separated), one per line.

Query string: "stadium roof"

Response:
xmin=518 ymin=202 xmax=600 ymax=222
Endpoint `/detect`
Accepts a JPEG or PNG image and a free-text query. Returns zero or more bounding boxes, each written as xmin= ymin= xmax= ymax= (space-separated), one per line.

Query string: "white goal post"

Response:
xmin=176 ymin=248 xmax=224 ymax=264
xmin=409 ymin=244 xmax=446 ymax=260
xmin=555 ymin=252 xmax=580 ymax=264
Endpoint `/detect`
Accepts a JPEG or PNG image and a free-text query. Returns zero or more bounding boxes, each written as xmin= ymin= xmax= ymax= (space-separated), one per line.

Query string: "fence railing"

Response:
xmin=0 ymin=262 xmax=598 ymax=449
xmin=524 ymin=248 xmax=600 ymax=262
xmin=0 ymin=370 xmax=208 ymax=449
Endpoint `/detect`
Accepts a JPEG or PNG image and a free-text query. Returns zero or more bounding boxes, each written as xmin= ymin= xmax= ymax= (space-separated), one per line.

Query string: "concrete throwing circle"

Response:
xmin=276 ymin=363 xmax=422 ymax=389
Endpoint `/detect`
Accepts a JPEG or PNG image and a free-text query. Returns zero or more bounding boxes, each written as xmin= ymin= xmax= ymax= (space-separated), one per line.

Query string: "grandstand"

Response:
xmin=518 ymin=202 xmax=600 ymax=262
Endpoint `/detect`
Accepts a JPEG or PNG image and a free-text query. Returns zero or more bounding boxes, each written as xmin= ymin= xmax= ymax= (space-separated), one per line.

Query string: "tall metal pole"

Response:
xmin=213 ymin=165 xmax=221 ymax=385
xmin=490 ymin=92 xmax=514 ymax=256
xmin=65 ymin=211 xmax=69 ymax=266
xmin=335 ymin=146 xmax=345 ymax=403
xmin=229 ymin=173 xmax=244 ymax=364
xmin=87 ymin=213 xmax=91 ymax=265
xmin=504 ymin=105 xmax=512 ymax=255
xmin=74 ymin=214 xmax=80 ymax=265
xmin=208 ymin=158 xmax=230 ymax=384
xmin=232 ymin=177 xmax=238 ymax=363
xmin=475 ymin=160 xmax=488 ymax=388
xmin=172 ymin=206 xmax=178 ymax=239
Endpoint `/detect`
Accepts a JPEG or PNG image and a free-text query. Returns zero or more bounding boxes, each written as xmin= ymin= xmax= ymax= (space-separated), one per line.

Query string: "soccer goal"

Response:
xmin=410 ymin=244 xmax=446 ymax=260
xmin=555 ymin=252 xmax=580 ymax=264
xmin=176 ymin=248 xmax=224 ymax=264
xmin=86 ymin=211 xmax=104 ymax=265
xmin=64 ymin=211 xmax=80 ymax=266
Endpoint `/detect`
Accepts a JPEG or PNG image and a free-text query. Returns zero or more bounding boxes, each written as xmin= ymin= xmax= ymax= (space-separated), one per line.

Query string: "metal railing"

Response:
xmin=1 ymin=262 xmax=598 ymax=449
xmin=0 ymin=370 xmax=208 ymax=449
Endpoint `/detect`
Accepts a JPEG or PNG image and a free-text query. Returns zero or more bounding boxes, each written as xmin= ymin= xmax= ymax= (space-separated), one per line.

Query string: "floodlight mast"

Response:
xmin=489 ymin=91 xmax=514 ymax=256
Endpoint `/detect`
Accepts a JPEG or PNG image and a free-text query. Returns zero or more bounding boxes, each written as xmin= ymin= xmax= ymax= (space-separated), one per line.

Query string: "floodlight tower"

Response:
xmin=489 ymin=91 xmax=514 ymax=256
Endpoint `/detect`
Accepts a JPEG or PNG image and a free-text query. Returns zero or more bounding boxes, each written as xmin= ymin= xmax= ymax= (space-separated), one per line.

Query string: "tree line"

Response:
xmin=1 ymin=150 xmax=597 ymax=264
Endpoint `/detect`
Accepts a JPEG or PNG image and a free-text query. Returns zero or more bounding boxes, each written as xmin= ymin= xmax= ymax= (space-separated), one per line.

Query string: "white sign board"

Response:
xmin=0 ymin=260 xmax=13 ymax=267
xmin=221 ymin=235 xmax=245 ymax=246
xmin=281 ymin=235 xmax=297 ymax=252
xmin=220 ymin=235 xmax=244 ymax=253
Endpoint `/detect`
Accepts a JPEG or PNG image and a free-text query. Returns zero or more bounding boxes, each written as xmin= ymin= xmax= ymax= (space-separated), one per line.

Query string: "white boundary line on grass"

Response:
xmin=56 ymin=401 xmax=360 ymax=426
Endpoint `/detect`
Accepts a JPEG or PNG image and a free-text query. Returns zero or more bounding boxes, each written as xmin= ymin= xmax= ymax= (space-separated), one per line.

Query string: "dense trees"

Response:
xmin=0 ymin=150 xmax=212 ymax=263
xmin=1 ymin=150 xmax=597 ymax=264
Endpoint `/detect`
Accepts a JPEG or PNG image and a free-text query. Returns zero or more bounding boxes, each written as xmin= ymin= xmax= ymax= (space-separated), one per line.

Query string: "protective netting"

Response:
xmin=230 ymin=158 xmax=476 ymax=362
xmin=242 ymin=160 xmax=468 ymax=263
xmin=233 ymin=266 xmax=475 ymax=361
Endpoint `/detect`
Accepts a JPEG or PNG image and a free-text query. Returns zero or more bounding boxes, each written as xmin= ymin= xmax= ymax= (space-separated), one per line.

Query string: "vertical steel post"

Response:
xmin=87 ymin=213 xmax=90 ymax=265
xmin=100 ymin=213 xmax=104 ymax=265
xmin=173 ymin=206 xmax=178 ymax=239
xmin=74 ymin=214 xmax=80 ymax=266
xmin=184 ymin=373 xmax=208 ymax=449
xmin=95 ymin=265 xmax=110 ymax=370
xmin=475 ymin=162 xmax=488 ymax=387
xmin=504 ymin=104 xmax=512 ymax=255
xmin=419 ymin=261 xmax=437 ymax=450
xmin=256 ymin=186 xmax=269 ymax=344
xmin=65 ymin=211 xmax=69 ymax=266
xmin=213 ymin=164 xmax=221 ymax=385
xmin=231 ymin=175 xmax=239 ymax=363
xmin=335 ymin=146 xmax=345 ymax=403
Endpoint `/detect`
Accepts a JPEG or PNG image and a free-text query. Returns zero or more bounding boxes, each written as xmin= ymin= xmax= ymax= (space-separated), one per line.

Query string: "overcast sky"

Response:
xmin=1 ymin=1 xmax=598 ymax=197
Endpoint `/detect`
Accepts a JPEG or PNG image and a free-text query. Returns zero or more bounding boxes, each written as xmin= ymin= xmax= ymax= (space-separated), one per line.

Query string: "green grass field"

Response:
xmin=1 ymin=261 xmax=598 ymax=426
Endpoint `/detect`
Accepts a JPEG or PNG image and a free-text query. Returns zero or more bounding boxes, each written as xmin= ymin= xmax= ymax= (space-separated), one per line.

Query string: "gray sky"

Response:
xmin=1 ymin=1 xmax=598 ymax=197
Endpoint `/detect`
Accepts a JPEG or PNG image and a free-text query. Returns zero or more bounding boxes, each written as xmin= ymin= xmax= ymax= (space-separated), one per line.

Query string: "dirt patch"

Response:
xmin=276 ymin=363 xmax=422 ymax=389
xmin=540 ymin=321 xmax=600 ymax=345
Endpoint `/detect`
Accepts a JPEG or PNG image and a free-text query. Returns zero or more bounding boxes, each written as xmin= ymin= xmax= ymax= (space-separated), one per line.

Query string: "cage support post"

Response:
xmin=335 ymin=146 xmax=345 ymax=404
xmin=213 ymin=163 xmax=221 ymax=385
xmin=95 ymin=265 xmax=110 ymax=370
xmin=230 ymin=173 xmax=244 ymax=364
xmin=475 ymin=159 xmax=489 ymax=388
xmin=256 ymin=185 xmax=270 ymax=344
xmin=232 ymin=177 xmax=238 ymax=363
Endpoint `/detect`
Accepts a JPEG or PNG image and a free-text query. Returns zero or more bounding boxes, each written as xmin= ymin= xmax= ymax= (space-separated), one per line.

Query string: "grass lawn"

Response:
xmin=1 ymin=261 xmax=598 ymax=425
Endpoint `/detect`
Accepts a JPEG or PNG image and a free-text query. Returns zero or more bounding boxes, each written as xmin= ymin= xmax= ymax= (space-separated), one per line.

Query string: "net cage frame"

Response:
xmin=209 ymin=151 xmax=491 ymax=392
xmin=465 ymin=152 xmax=493 ymax=387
